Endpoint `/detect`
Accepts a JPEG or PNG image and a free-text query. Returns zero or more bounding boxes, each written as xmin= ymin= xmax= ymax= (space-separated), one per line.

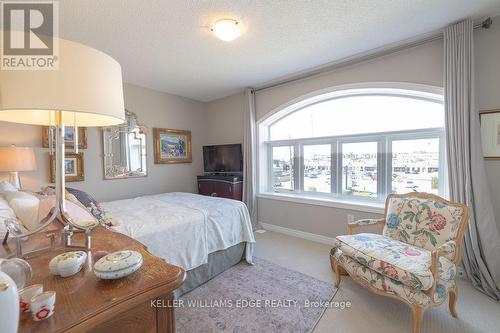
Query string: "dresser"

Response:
xmin=197 ymin=175 xmax=243 ymax=201
xmin=1 ymin=226 xmax=185 ymax=333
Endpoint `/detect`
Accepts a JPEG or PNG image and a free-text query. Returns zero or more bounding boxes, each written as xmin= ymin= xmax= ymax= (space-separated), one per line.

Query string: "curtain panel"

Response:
xmin=243 ymin=88 xmax=258 ymax=229
xmin=444 ymin=19 xmax=500 ymax=300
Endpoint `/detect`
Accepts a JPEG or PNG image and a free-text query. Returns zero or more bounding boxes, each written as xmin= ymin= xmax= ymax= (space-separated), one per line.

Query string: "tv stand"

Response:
xmin=197 ymin=175 xmax=243 ymax=201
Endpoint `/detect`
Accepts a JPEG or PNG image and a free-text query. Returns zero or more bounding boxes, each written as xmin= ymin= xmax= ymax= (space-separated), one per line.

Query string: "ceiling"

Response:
xmin=59 ymin=0 xmax=500 ymax=102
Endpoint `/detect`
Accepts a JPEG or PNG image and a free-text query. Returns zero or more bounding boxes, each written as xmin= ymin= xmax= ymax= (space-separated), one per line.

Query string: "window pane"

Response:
xmin=392 ymin=138 xmax=440 ymax=194
xmin=342 ymin=142 xmax=377 ymax=198
xmin=303 ymin=144 xmax=331 ymax=193
xmin=272 ymin=146 xmax=294 ymax=191
xmin=270 ymin=95 xmax=443 ymax=140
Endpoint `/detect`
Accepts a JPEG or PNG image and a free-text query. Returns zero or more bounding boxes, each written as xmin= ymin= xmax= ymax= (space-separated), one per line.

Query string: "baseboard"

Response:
xmin=259 ymin=222 xmax=336 ymax=245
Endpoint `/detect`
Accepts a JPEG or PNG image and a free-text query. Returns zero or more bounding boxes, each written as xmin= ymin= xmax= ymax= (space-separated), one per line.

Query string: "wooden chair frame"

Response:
xmin=330 ymin=192 xmax=470 ymax=333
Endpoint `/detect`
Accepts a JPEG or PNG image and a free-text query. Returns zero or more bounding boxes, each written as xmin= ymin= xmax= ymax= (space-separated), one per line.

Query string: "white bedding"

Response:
xmin=101 ymin=192 xmax=255 ymax=271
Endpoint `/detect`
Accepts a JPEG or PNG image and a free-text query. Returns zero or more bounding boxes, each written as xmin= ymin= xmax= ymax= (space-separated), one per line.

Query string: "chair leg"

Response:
xmin=330 ymin=255 xmax=342 ymax=287
xmin=411 ymin=304 xmax=424 ymax=333
xmin=449 ymin=286 xmax=458 ymax=318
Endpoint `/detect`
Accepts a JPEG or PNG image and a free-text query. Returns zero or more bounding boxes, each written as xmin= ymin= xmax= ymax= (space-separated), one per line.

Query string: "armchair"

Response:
xmin=330 ymin=192 xmax=469 ymax=333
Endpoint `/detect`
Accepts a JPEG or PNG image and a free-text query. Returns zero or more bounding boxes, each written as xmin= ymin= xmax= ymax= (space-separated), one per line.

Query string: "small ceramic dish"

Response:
xmin=18 ymin=284 xmax=43 ymax=313
xmin=93 ymin=250 xmax=143 ymax=280
xmin=30 ymin=291 xmax=56 ymax=321
xmin=71 ymin=220 xmax=100 ymax=231
xmin=49 ymin=251 xmax=87 ymax=278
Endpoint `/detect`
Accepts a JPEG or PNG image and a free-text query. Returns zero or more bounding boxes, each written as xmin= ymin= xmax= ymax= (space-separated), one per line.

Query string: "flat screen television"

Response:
xmin=203 ymin=144 xmax=243 ymax=173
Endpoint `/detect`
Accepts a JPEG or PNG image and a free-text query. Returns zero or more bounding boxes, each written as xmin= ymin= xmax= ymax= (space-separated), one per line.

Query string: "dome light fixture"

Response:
xmin=211 ymin=18 xmax=242 ymax=42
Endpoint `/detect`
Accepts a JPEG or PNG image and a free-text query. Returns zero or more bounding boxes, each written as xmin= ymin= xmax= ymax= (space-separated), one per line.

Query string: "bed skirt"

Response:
xmin=174 ymin=242 xmax=247 ymax=297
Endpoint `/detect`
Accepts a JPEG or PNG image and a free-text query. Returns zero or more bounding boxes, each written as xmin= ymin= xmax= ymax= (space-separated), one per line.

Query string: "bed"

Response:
xmin=101 ymin=192 xmax=255 ymax=296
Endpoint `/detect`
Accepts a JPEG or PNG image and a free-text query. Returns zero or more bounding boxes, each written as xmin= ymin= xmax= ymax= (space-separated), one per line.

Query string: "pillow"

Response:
xmin=38 ymin=195 xmax=98 ymax=228
xmin=0 ymin=181 xmax=17 ymax=194
xmin=0 ymin=195 xmax=16 ymax=240
xmin=41 ymin=186 xmax=113 ymax=227
xmin=64 ymin=187 xmax=108 ymax=225
xmin=4 ymin=191 xmax=40 ymax=231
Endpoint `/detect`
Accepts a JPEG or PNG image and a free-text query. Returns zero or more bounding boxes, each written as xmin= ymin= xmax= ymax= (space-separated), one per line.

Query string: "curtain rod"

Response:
xmin=252 ymin=17 xmax=492 ymax=94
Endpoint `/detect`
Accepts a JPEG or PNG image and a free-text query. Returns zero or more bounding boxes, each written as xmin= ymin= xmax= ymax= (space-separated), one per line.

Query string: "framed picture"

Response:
xmin=480 ymin=109 xmax=500 ymax=159
xmin=49 ymin=153 xmax=85 ymax=182
xmin=153 ymin=128 xmax=192 ymax=164
xmin=42 ymin=126 xmax=88 ymax=149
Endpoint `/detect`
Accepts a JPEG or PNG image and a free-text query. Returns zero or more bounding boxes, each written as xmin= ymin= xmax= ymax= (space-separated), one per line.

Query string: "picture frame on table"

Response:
xmin=42 ymin=126 xmax=88 ymax=149
xmin=153 ymin=128 xmax=192 ymax=164
xmin=49 ymin=153 xmax=85 ymax=182
xmin=480 ymin=109 xmax=500 ymax=159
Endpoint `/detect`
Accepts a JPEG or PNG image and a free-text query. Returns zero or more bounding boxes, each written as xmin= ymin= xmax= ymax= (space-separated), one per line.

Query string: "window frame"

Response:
xmin=257 ymin=85 xmax=446 ymax=210
xmin=265 ymin=127 xmax=445 ymax=203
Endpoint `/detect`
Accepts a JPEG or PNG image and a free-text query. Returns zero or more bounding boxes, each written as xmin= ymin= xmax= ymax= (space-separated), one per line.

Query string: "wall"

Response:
xmin=0 ymin=83 xmax=207 ymax=202
xmin=206 ymin=20 xmax=500 ymax=238
xmin=205 ymin=92 xmax=245 ymax=145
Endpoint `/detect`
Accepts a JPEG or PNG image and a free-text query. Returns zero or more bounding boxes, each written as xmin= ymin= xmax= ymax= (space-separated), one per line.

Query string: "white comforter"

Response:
xmin=101 ymin=192 xmax=255 ymax=271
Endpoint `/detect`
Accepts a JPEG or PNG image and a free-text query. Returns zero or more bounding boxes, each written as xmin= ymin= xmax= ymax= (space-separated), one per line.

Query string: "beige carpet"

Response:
xmin=254 ymin=230 xmax=500 ymax=333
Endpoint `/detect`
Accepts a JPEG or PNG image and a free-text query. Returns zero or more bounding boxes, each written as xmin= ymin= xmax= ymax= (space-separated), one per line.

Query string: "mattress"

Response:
xmin=101 ymin=192 xmax=255 ymax=271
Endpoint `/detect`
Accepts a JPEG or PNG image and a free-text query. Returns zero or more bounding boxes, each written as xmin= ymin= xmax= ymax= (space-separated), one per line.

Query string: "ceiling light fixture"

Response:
xmin=211 ymin=18 xmax=242 ymax=42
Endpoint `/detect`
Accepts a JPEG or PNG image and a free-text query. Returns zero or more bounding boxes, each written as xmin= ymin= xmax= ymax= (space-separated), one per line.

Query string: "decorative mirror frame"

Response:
xmin=102 ymin=110 xmax=147 ymax=180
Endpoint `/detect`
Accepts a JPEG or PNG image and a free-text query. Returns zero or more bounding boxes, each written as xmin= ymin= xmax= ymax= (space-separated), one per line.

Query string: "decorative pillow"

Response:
xmin=4 ymin=191 xmax=40 ymax=232
xmin=65 ymin=188 xmax=110 ymax=224
xmin=0 ymin=181 xmax=17 ymax=194
xmin=42 ymin=186 xmax=112 ymax=226
xmin=38 ymin=195 xmax=98 ymax=228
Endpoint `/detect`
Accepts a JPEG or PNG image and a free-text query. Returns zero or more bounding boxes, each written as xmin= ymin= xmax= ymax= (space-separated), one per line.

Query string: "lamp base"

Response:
xmin=8 ymin=172 xmax=20 ymax=190
xmin=62 ymin=225 xmax=92 ymax=251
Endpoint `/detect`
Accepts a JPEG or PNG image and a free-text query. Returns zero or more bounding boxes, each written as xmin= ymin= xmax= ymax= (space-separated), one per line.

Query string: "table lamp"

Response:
xmin=0 ymin=36 xmax=125 ymax=255
xmin=0 ymin=146 xmax=37 ymax=190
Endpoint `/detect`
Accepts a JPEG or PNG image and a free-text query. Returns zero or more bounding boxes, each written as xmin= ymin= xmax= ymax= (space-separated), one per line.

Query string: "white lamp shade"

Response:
xmin=0 ymin=147 xmax=36 ymax=172
xmin=0 ymin=35 xmax=125 ymax=127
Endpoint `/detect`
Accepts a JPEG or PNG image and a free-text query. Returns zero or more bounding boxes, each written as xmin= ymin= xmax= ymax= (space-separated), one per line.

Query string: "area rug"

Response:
xmin=176 ymin=257 xmax=337 ymax=333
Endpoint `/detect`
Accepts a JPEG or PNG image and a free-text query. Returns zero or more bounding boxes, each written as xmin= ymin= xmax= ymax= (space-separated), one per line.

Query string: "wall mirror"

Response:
xmin=102 ymin=110 xmax=147 ymax=179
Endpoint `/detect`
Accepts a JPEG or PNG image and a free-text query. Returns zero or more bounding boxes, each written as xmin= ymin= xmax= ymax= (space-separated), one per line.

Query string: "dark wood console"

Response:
xmin=197 ymin=175 xmax=243 ymax=201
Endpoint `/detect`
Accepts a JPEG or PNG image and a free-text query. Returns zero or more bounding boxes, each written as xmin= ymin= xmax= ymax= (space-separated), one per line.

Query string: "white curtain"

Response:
xmin=444 ymin=19 xmax=500 ymax=300
xmin=243 ymin=88 xmax=258 ymax=229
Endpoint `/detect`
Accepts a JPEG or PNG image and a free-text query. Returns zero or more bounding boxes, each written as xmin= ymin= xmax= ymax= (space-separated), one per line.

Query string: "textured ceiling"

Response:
xmin=59 ymin=0 xmax=500 ymax=102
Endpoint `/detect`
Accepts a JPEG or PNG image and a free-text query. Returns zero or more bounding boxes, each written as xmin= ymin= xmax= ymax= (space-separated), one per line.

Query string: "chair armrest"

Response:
xmin=436 ymin=240 xmax=457 ymax=260
xmin=426 ymin=240 xmax=457 ymax=298
xmin=347 ymin=218 xmax=385 ymax=235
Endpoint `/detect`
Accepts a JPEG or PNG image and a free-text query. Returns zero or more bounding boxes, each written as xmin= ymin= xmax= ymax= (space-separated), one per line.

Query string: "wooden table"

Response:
xmin=1 ymin=226 xmax=185 ymax=333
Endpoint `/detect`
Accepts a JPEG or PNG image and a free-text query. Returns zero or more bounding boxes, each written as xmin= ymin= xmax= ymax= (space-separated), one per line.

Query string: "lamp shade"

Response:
xmin=0 ymin=147 xmax=36 ymax=172
xmin=0 ymin=36 xmax=125 ymax=127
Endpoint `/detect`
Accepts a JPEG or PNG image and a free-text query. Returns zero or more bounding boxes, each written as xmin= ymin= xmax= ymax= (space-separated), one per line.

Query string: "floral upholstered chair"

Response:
xmin=330 ymin=192 xmax=469 ymax=333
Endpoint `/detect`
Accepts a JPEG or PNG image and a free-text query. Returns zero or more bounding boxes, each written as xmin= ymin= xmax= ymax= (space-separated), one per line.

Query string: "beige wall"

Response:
xmin=0 ymin=83 xmax=207 ymax=202
xmin=206 ymin=20 xmax=500 ymax=238
xmin=205 ymin=92 xmax=245 ymax=145
xmin=255 ymin=39 xmax=443 ymax=120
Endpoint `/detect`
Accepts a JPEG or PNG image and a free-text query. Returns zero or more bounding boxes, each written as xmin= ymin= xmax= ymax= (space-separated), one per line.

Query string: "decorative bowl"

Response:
xmin=93 ymin=250 xmax=143 ymax=280
xmin=49 ymin=251 xmax=87 ymax=278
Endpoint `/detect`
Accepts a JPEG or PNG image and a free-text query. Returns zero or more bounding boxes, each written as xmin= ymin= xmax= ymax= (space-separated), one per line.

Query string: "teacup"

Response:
xmin=18 ymin=284 xmax=43 ymax=313
xmin=30 ymin=291 xmax=56 ymax=321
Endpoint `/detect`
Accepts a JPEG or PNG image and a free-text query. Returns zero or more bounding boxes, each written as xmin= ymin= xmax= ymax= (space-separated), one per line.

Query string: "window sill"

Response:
xmin=257 ymin=192 xmax=385 ymax=214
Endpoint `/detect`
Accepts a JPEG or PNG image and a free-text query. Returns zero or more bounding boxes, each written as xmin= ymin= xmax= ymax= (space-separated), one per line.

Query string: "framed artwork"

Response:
xmin=42 ymin=126 xmax=88 ymax=149
xmin=153 ymin=128 xmax=192 ymax=164
xmin=480 ymin=109 xmax=500 ymax=159
xmin=50 ymin=153 xmax=85 ymax=182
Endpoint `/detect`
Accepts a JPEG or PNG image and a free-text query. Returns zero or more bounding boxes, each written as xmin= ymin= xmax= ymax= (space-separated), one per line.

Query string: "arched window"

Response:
xmin=259 ymin=87 xmax=446 ymax=205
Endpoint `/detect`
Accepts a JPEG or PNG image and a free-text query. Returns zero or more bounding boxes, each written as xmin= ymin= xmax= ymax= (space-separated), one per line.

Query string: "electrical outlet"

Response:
xmin=456 ymin=266 xmax=466 ymax=279
xmin=347 ymin=214 xmax=355 ymax=224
